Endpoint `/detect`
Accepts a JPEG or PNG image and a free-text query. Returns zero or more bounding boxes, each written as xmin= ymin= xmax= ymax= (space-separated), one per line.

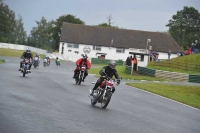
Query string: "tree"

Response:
xmin=98 ymin=14 xmax=120 ymax=28
xmin=98 ymin=23 xmax=112 ymax=27
xmin=0 ymin=0 xmax=15 ymax=43
xmin=166 ymin=6 xmax=200 ymax=50
xmin=14 ymin=15 xmax=27 ymax=45
xmin=107 ymin=14 xmax=114 ymax=26
xmin=52 ymin=14 xmax=85 ymax=50
xmin=29 ymin=17 xmax=54 ymax=50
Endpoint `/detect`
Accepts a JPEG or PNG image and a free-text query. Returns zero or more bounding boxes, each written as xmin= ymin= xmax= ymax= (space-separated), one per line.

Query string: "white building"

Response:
xmin=59 ymin=23 xmax=180 ymax=67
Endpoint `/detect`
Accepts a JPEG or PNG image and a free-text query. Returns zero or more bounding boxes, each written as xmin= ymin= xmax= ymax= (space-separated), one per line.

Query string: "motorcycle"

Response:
xmin=75 ymin=65 xmax=86 ymax=85
xmin=55 ymin=59 xmax=60 ymax=66
xmin=88 ymin=74 xmax=120 ymax=109
xmin=43 ymin=58 xmax=50 ymax=67
xmin=20 ymin=58 xmax=31 ymax=77
xmin=33 ymin=56 xmax=39 ymax=68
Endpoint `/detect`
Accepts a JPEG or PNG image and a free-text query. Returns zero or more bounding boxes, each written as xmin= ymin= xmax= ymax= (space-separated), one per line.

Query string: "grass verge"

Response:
xmin=0 ymin=48 xmax=45 ymax=59
xmin=127 ymin=82 xmax=200 ymax=110
xmin=0 ymin=59 xmax=5 ymax=64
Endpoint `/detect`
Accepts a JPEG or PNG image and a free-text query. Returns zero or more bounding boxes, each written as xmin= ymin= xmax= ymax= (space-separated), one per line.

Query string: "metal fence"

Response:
xmin=91 ymin=58 xmax=124 ymax=66
xmin=125 ymin=66 xmax=132 ymax=74
xmin=138 ymin=66 xmax=200 ymax=83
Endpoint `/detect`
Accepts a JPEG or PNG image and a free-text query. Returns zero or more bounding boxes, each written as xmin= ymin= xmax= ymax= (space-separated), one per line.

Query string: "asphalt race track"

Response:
xmin=0 ymin=56 xmax=200 ymax=133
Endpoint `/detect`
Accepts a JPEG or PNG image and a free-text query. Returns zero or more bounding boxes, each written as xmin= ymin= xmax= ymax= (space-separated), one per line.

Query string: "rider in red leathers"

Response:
xmin=73 ymin=54 xmax=91 ymax=82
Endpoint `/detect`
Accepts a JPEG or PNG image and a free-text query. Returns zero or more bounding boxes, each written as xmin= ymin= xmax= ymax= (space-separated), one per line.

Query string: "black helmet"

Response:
xmin=108 ymin=60 xmax=116 ymax=69
xmin=83 ymin=54 xmax=88 ymax=60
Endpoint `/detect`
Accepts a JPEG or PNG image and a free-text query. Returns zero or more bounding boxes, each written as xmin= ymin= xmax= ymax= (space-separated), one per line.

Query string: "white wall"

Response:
xmin=0 ymin=43 xmax=47 ymax=55
xmin=157 ymin=51 xmax=177 ymax=60
xmin=59 ymin=42 xmax=154 ymax=67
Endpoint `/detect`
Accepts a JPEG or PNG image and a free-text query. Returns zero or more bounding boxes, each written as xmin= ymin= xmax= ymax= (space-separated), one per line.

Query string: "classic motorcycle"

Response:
xmin=33 ymin=56 xmax=39 ymax=68
xmin=55 ymin=59 xmax=60 ymax=66
xmin=43 ymin=58 xmax=50 ymax=67
xmin=88 ymin=75 xmax=120 ymax=109
xmin=20 ymin=58 xmax=31 ymax=77
xmin=75 ymin=65 xmax=86 ymax=85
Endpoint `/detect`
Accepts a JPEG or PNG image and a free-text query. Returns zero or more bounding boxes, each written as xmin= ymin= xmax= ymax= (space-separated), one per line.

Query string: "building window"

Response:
xmin=74 ymin=44 xmax=79 ymax=48
xmin=67 ymin=43 xmax=79 ymax=48
xmin=116 ymin=48 xmax=125 ymax=53
xmin=93 ymin=45 xmax=101 ymax=51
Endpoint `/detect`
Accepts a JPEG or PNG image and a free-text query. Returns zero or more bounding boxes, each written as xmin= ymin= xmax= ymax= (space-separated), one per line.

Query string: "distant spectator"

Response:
xmin=133 ymin=55 xmax=137 ymax=71
xmin=126 ymin=56 xmax=131 ymax=66
xmin=130 ymin=56 xmax=133 ymax=65
xmin=185 ymin=47 xmax=192 ymax=55
xmin=168 ymin=49 xmax=171 ymax=59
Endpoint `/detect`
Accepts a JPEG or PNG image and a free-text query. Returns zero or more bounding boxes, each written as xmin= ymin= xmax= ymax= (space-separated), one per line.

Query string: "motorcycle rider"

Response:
xmin=55 ymin=57 xmax=60 ymax=65
xmin=33 ymin=53 xmax=40 ymax=64
xmin=44 ymin=55 xmax=50 ymax=65
xmin=89 ymin=60 xmax=121 ymax=96
xmin=73 ymin=54 xmax=91 ymax=82
xmin=35 ymin=53 xmax=40 ymax=60
xmin=18 ymin=48 xmax=33 ymax=73
xmin=56 ymin=57 xmax=59 ymax=61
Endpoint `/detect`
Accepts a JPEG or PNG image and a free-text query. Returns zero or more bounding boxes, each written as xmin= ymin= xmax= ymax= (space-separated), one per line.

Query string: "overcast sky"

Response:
xmin=3 ymin=0 xmax=200 ymax=35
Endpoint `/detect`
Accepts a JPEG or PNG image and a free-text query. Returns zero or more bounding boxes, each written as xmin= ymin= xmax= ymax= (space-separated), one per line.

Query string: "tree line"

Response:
xmin=0 ymin=0 xmax=200 ymax=51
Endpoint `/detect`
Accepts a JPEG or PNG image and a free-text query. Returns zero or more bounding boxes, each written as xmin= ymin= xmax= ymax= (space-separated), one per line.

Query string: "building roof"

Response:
xmin=60 ymin=23 xmax=181 ymax=53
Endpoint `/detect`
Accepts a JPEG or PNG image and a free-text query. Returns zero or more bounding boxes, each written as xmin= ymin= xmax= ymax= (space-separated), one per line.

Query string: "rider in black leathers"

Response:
xmin=18 ymin=48 xmax=33 ymax=72
xmin=89 ymin=60 xmax=121 ymax=96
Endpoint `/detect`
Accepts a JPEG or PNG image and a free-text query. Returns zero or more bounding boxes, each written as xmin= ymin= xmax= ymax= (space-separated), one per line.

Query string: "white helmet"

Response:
xmin=26 ymin=48 xmax=30 ymax=53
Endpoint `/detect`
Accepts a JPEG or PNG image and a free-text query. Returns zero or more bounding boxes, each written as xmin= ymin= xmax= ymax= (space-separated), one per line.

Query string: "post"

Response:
xmin=146 ymin=39 xmax=151 ymax=54
xmin=131 ymin=60 xmax=133 ymax=75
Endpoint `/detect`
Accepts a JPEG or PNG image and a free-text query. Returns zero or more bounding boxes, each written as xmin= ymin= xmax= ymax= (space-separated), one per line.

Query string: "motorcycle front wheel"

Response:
xmin=91 ymin=99 xmax=97 ymax=106
xmin=23 ymin=68 xmax=26 ymax=77
xmin=75 ymin=74 xmax=79 ymax=84
xmin=101 ymin=93 xmax=111 ymax=109
xmin=78 ymin=73 xmax=83 ymax=85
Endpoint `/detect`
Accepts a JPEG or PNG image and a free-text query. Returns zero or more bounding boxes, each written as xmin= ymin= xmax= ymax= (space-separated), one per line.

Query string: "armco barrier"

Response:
xmin=125 ymin=66 xmax=132 ymax=74
xmin=138 ymin=66 xmax=200 ymax=83
xmin=155 ymin=70 xmax=189 ymax=82
xmin=138 ymin=66 xmax=155 ymax=77
xmin=189 ymin=74 xmax=200 ymax=83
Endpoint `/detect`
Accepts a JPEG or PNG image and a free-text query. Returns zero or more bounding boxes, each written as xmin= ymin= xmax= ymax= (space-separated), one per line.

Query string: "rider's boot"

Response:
xmin=18 ymin=62 xmax=22 ymax=71
xmin=72 ymin=72 xmax=76 ymax=79
xmin=89 ymin=89 xmax=94 ymax=96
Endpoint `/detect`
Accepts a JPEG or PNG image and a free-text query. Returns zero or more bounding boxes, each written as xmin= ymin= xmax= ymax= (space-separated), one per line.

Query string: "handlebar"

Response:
xmin=101 ymin=71 xmax=121 ymax=84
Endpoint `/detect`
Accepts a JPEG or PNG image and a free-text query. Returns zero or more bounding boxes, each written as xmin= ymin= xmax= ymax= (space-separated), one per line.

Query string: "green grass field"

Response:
xmin=0 ymin=48 xmax=45 ymax=59
xmin=127 ymin=83 xmax=200 ymax=110
xmin=0 ymin=59 xmax=5 ymax=64
xmin=148 ymin=53 xmax=200 ymax=74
